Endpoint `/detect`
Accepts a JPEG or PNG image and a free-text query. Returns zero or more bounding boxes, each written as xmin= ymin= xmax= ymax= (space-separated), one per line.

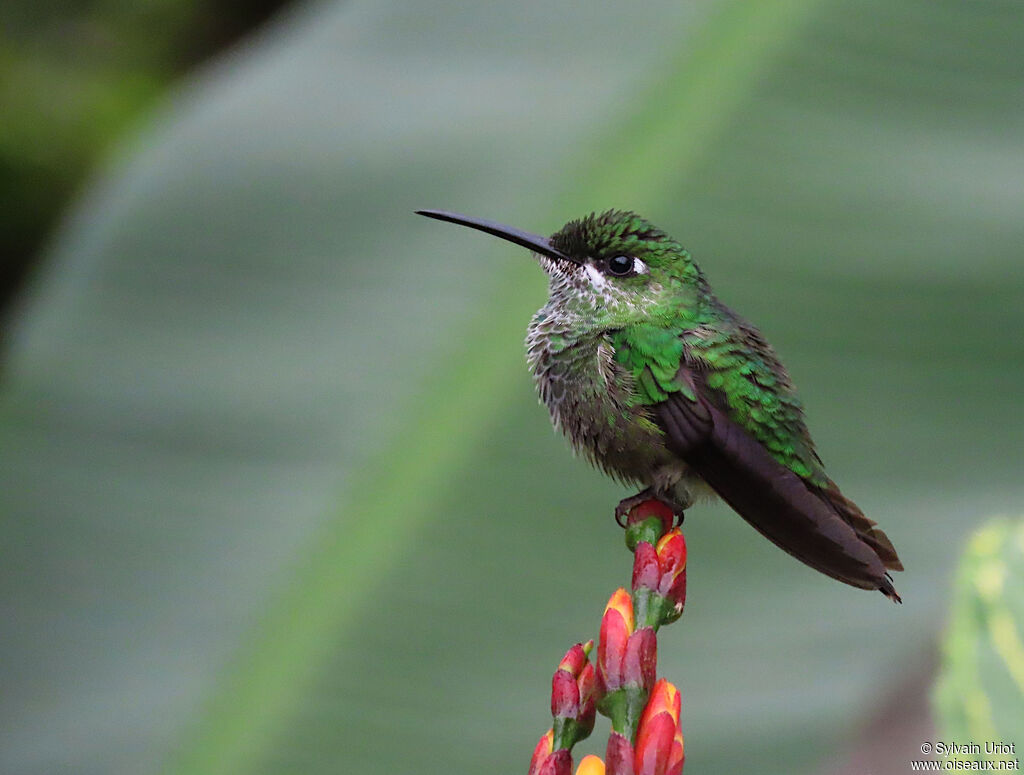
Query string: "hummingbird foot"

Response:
xmin=614 ymin=489 xmax=687 ymax=527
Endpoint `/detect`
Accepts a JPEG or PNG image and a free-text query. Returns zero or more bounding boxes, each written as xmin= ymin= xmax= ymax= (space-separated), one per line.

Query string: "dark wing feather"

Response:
xmin=654 ymin=369 xmax=902 ymax=601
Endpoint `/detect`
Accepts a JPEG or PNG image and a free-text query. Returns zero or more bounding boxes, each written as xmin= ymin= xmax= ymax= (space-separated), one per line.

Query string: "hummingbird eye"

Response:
xmin=606 ymin=255 xmax=637 ymax=276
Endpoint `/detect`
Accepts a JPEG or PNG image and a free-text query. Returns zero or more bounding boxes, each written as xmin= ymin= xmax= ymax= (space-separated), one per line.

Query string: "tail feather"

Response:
xmin=657 ymin=397 xmax=903 ymax=602
xmin=815 ymin=480 xmax=904 ymax=572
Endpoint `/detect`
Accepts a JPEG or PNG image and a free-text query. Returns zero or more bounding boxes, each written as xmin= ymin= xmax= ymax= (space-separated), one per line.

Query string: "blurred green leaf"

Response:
xmin=2 ymin=0 xmax=1023 ymax=774
xmin=934 ymin=517 xmax=1024 ymax=756
xmin=0 ymin=0 xmax=290 ymax=304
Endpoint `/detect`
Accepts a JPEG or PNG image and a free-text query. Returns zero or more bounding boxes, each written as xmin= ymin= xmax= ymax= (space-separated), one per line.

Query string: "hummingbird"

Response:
xmin=417 ymin=208 xmax=903 ymax=601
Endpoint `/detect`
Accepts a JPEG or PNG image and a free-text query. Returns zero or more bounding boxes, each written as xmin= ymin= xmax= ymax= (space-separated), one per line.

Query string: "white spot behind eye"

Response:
xmin=585 ymin=264 xmax=608 ymax=288
xmin=633 ymin=258 xmax=648 ymax=275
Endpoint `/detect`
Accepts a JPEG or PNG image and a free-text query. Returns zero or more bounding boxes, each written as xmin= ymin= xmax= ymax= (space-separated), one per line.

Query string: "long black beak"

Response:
xmin=416 ymin=209 xmax=580 ymax=264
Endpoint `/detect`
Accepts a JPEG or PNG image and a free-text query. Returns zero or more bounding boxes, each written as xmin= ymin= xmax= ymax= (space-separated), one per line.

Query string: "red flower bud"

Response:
xmin=540 ymin=750 xmax=573 ymax=775
xmin=577 ymin=661 xmax=596 ymax=729
xmin=604 ymin=731 xmax=635 ymax=775
xmin=597 ymin=589 xmax=635 ymax=695
xmin=621 ymin=626 xmax=657 ymax=693
xmin=634 ymin=680 xmax=684 ymax=775
xmin=551 ymin=641 xmax=596 ymax=749
xmin=626 ymin=500 xmax=675 ymax=534
xmin=631 ymin=529 xmax=687 ymax=625
xmin=558 ymin=641 xmax=591 ymax=676
xmin=632 ymin=541 xmax=661 ymax=592
xmin=552 ymin=669 xmax=581 ymax=718
xmin=653 ymin=531 xmax=686 ymax=599
xmin=529 ymin=731 xmax=574 ymax=775
xmin=598 ymin=682 xmax=684 ymax=775
xmin=597 ymin=589 xmax=657 ymax=695
xmin=529 ymin=731 xmax=555 ymax=775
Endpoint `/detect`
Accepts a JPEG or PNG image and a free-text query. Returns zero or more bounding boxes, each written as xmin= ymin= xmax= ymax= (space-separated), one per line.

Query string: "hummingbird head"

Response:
xmin=416 ymin=208 xmax=705 ymax=330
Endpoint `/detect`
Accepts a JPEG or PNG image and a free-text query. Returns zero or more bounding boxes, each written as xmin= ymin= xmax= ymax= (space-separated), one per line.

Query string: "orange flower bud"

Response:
xmin=605 ymin=588 xmax=635 ymax=630
xmin=575 ymin=754 xmax=607 ymax=775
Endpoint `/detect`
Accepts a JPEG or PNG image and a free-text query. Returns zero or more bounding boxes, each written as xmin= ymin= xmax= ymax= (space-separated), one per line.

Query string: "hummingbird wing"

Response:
xmin=656 ymin=383 xmax=901 ymax=600
xmin=612 ymin=322 xmax=902 ymax=600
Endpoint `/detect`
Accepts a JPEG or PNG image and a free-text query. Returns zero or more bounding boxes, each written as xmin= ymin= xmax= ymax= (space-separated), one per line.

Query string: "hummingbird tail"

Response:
xmin=656 ymin=396 xmax=903 ymax=601
xmin=880 ymin=573 xmax=902 ymax=604
xmin=814 ymin=483 xmax=903 ymax=603
xmin=814 ymin=480 xmax=903 ymax=572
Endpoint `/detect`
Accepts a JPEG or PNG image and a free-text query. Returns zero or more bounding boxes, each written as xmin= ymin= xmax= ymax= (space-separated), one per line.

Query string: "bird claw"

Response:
xmin=614 ymin=490 xmax=686 ymax=527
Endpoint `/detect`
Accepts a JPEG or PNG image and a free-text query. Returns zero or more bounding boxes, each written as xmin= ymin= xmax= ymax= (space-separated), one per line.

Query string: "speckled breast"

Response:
xmin=525 ymin=318 xmax=677 ymax=487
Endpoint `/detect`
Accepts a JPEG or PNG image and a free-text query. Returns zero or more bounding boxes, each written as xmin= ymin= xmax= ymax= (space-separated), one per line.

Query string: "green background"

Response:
xmin=2 ymin=0 xmax=1022 ymax=773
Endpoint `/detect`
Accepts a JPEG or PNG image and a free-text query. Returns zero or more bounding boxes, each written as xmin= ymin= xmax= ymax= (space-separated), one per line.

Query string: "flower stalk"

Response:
xmin=527 ymin=499 xmax=687 ymax=775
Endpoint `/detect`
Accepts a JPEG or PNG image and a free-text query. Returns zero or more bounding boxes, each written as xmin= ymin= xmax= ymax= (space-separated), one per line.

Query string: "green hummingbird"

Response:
xmin=417 ymin=208 xmax=903 ymax=601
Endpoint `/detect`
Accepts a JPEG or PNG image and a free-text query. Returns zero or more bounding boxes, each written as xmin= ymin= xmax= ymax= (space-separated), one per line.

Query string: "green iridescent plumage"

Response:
xmin=418 ymin=207 xmax=903 ymax=601
xmin=611 ymin=326 xmax=689 ymax=403
xmin=612 ymin=317 xmax=826 ymax=486
xmin=548 ymin=210 xmax=827 ymax=486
